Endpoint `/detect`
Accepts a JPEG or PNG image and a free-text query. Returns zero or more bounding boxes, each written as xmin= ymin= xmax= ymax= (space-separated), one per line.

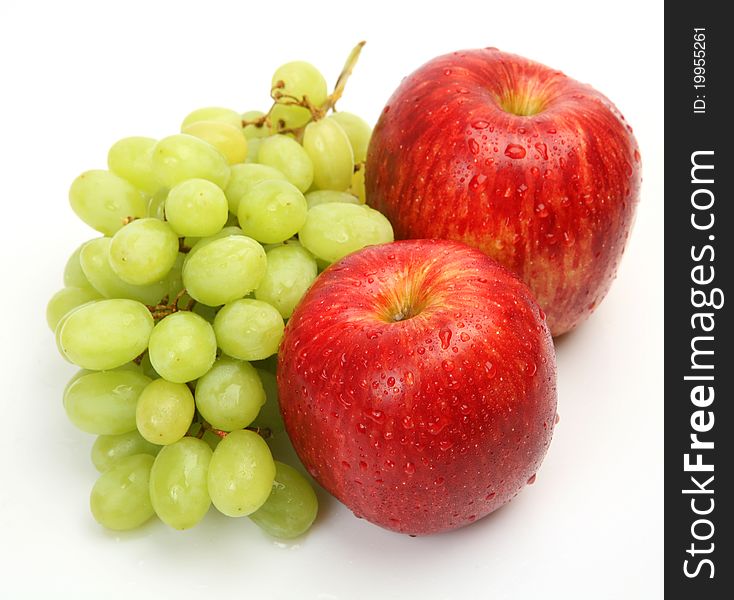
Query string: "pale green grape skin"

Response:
xmin=148 ymin=312 xmax=217 ymax=383
xmin=250 ymin=369 xmax=285 ymax=435
xmin=107 ymin=137 xmax=160 ymax=194
xmin=269 ymin=103 xmax=312 ymax=132
xmin=207 ymin=429 xmax=276 ymax=517
xmin=69 ymin=170 xmax=147 ymax=236
xmin=136 ymin=379 xmax=195 ymax=445
xmin=182 ymin=234 xmax=266 ymax=306
xmin=298 ymin=203 xmax=394 ymax=264
xmin=254 ymin=244 xmax=317 ymax=318
xmin=214 ymin=299 xmax=284 ymax=361
xmin=241 ymin=111 xmax=269 ymax=139
xmin=58 ymin=299 xmax=154 ymax=370
xmin=305 ymin=190 xmax=361 ymax=210
xmin=182 ymin=121 xmax=248 ymax=165
xmin=238 ymin=180 xmax=307 ymax=244
xmin=270 ymin=61 xmax=327 ymax=130
xmin=46 ymin=287 xmax=103 ymax=331
xmin=63 ymin=244 xmax=91 ymax=288
xmin=245 ymin=137 xmax=263 ymax=163
xmin=257 ymin=135 xmax=313 ymax=193
xmin=225 ymin=163 xmax=286 ymax=215
xmin=150 ymin=437 xmax=212 ymax=530
xmin=195 ymin=357 xmax=265 ymax=431
xmin=80 ymin=237 xmax=167 ymax=305
xmin=249 ymin=461 xmax=318 ymax=538
xmin=151 ymin=134 xmax=230 ymax=189
xmin=92 ymin=430 xmax=160 ymax=472
xmin=147 ymin=188 xmax=168 ymax=220
xmin=181 ymin=107 xmax=242 ymax=130
xmin=165 ymin=179 xmax=228 ymax=237
xmin=302 ymin=119 xmax=354 ymax=191
xmin=328 ymin=112 xmax=372 ymax=163
xmin=64 ymin=370 xmax=151 ymax=435
xmin=90 ymin=454 xmax=155 ymax=531
xmin=109 ymin=218 xmax=179 ymax=285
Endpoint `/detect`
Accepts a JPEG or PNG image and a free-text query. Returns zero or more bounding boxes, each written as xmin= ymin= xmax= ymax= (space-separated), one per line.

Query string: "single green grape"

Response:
xmin=64 ymin=370 xmax=151 ymax=435
xmin=250 ymin=369 xmax=285 ymax=435
xmin=182 ymin=121 xmax=248 ymax=165
xmin=305 ymin=190 xmax=361 ymax=210
xmin=241 ymin=110 xmax=269 ymax=139
xmin=90 ymin=454 xmax=155 ymax=531
xmin=80 ymin=237 xmax=167 ymax=305
xmin=328 ymin=112 xmax=372 ymax=163
xmin=151 ymin=134 xmax=230 ymax=189
xmin=298 ymin=203 xmax=394 ymax=264
xmin=136 ymin=379 xmax=195 ymax=445
xmin=257 ymin=135 xmax=313 ymax=193
xmin=46 ymin=286 xmax=103 ymax=331
xmin=181 ymin=107 xmax=243 ymax=130
xmin=148 ymin=312 xmax=217 ymax=383
xmin=58 ymin=299 xmax=153 ymax=370
xmin=150 ymin=437 xmax=213 ymax=530
xmin=237 ymin=180 xmax=307 ymax=244
xmin=249 ymin=461 xmax=318 ymax=538
xmin=63 ymin=243 xmax=92 ymax=288
xmin=182 ymin=234 xmax=266 ymax=306
xmin=109 ymin=218 xmax=179 ymax=285
xmin=92 ymin=430 xmax=160 ymax=472
xmin=270 ymin=61 xmax=327 ymax=130
xmin=302 ymin=119 xmax=354 ymax=191
xmin=224 ymin=163 xmax=286 ymax=215
xmin=207 ymin=429 xmax=276 ymax=517
xmin=213 ymin=299 xmax=284 ymax=361
xmin=254 ymin=244 xmax=317 ymax=318
xmin=195 ymin=357 xmax=265 ymax=431
xmin=165 ymin=179 xmax=228 ymax=237
xmin=69 ymin=170 xmax=147 ymax=236
xmin=107 ymin=137 xmax=160 ymax=194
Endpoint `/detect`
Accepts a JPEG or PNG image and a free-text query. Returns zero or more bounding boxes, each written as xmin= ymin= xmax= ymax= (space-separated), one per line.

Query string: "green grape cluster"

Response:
xmin=48 ymin=47 xmax=386 ymax=539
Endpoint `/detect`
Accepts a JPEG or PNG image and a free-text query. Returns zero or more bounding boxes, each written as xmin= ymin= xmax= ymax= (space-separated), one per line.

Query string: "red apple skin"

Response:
xmin=365 ymin=48 xmax=641 ymax=336
xmin=277 ymin=239 xmax=557 ymax=535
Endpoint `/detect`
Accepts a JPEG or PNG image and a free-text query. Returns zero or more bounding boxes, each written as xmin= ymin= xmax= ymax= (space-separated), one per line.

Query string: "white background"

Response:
xmin=0 ymin=1 xmax=664 ymax=598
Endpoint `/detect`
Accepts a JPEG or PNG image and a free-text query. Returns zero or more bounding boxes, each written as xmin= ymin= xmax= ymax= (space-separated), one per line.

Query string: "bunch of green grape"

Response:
xmin=46 ymin=47 xmax=393 ymax=538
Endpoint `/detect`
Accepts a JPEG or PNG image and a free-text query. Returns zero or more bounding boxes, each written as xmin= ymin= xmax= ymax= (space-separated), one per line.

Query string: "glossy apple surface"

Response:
xmin=366 ymin=48 xmax=641 ymax=336
xmin=277 ymin=239 xmax=557 ymax=535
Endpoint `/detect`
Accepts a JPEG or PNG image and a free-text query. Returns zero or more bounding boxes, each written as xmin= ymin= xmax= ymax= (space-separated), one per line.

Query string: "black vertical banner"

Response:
xmin=665 ymin=4 xmax=732 ymax=596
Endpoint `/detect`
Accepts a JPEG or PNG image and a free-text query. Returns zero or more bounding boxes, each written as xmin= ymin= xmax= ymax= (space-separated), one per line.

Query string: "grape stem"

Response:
xmin=147 ymin=288 xmax=192 ymax=321
xmin=192 ymin=417 xmax=272 ymax=440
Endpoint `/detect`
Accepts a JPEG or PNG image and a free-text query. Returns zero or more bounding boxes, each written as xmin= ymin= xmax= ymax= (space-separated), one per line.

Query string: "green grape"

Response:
xmin=58 ymin=299 xmax=153 ymax=370
xmin=246 ymin=137 xmax=263 ymax=163
xmin=64 ymin=370 xmax=151 ymax=435
xmin=250 ymin=369 xmax=285 ymax=435
xmin=254 ymin=244 xmax=317 ymax=318
xmin=136 ymin=378 xmax=195 ymax=444
xmin=224 ymin=163 xmax=286 ymax=214
xmin=270 ymin=61 xmax=327 ymax=130
xmin=181 ymin=107 xmax=242 ymax=130
xmin=249 ymin=461 xmax=318 ymax=538
xmin=92 ymin=430 xmax=160 ymax=472
xmin=195 ymin=357 xmax=265 ymax=431
xmin=69 ymin=170 xmax=147 ymax=236
xmin=182 ymin=121 xmax=248 ymax=165
xmin=214 ymin=299 xmax=284 ymax=361
xmin=182 ymin=234 xmax=266 ymax=306
xmin=151 ymin=134 xmax=230 ymax=189
xmin=257 ymin=135 xmax=313 ymax=193
xmin=302 ymin=119 xmax=354 ymax=191
xmin=207 ymin=429 xmax=276 ymax=517
xmin=329 ymin=112 xmax=372 ymax=163
xmin=63 ymin=243 xmax=91 ymax=288
xmin=350 ymin=166 xmax=366 ymax=203
xmin=46 ymin=286 xmax=103 ymax=331
xmin=241 ymin=110 xmax=269 ymax=139
xmin=150 ymin=437 xmax=212 ymax=530
xmin=165 ymin=179 xmax=228 ymax=237
xmin=147 ymin=188 xmax=168 ymax=220
xmin=80 ymin=237 xmax=167 ymax=305
xmin=148 ymin=312 xmax=216 ymax=382
xmin=90 ymin=454 xmax=155 ymax=531
xmin=107 ymin=137 xmax=159 ymax=194
xmin=299 ymin=203 xmax=394 ymax=264
xmin=269 ymin=104 xmax=311 ymax=133
xmin=109 ymin=218 xmax=179 ymax=286
xmin=237 ymin=180 xmax=307 ymax=244
xmin=305 ymin=190 xmax=361 ymax=210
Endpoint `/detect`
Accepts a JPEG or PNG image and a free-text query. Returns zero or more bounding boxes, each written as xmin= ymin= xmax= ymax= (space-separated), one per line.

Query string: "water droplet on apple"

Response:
xmin=535 ymin=203 xmax=549 ymax=218
xmin=538 ymin=308 xmax=546 ymax=321
xmin=634 ymin=149 xmax=641 ymax=163
xmin=517 ymin=183 xmax=528 ymax=195
xmin=472 ymin=120 xmax=490 ymax=129
xmin=366 ymin=409 xmax=384 ymax=423
xmin=387 ymin=376 xmax=396 ymax=387
xmin=439 ymin=328 xmax=452 ymax=349
xmin=385 ymin=459 xmax=395 ymax=468
xmin=484 ymin=361 xmax=496 ymax=378
xmin=469 ymin=173 xmax=487 ymax=190
xmin=404 ymin=462 xmax=416 ymax=475
xmin=341 ymin=461 xmax=351 ymax=470
xmin=443 ymin=68 xmax=452 ymax=76
xmin=439 ymin=439 xmax=453 ymax=451
xmin=442 ymin=360 xmax=454 ymax=372
xmin=527 ymin=474 xmax=537 ymax=485
xmin=402 ymin=415 xmax=415 ymax=429
xmin=459 ymin=332 xmax=470 ymax=342
xmin=517 ymin=127 xmax=527 ymax=135
xmin=504 ymin=144 xmax=526 ymax=159
xmin=530 ymin=166 xmax=540 ymax=176
xmin=356 ymin=422 xmax=367 ymax=434
xmin=559 ymin=157 xmax=567 ymax=168
xmin=427 ymin=418 xmax=448 ymax=436
xmin=383 ymin=105 xmax=391 ymax=114
xmin=434 ymin=476 xmax=445 ymax=486
xmin=526 ymin=361 xmax=537 ymax=376
xmin=468 ymin=138 xmax=480 ymax=155
xmin=359 ymin=460 xmax=368 ymax=471
xmin=534 ymin=142 xmax=549 ymax=160
xmin=555 ymin=413 xmax=561 ymax=424
xmin=456 ymin=87 xmax=470 ymax=94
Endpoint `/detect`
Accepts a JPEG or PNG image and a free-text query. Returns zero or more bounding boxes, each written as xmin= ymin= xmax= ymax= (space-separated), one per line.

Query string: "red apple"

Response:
xmin=277 ymin=239 xmax=556 ymax=535
xmin=366 ymin=48 xmax=641 ymax=336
